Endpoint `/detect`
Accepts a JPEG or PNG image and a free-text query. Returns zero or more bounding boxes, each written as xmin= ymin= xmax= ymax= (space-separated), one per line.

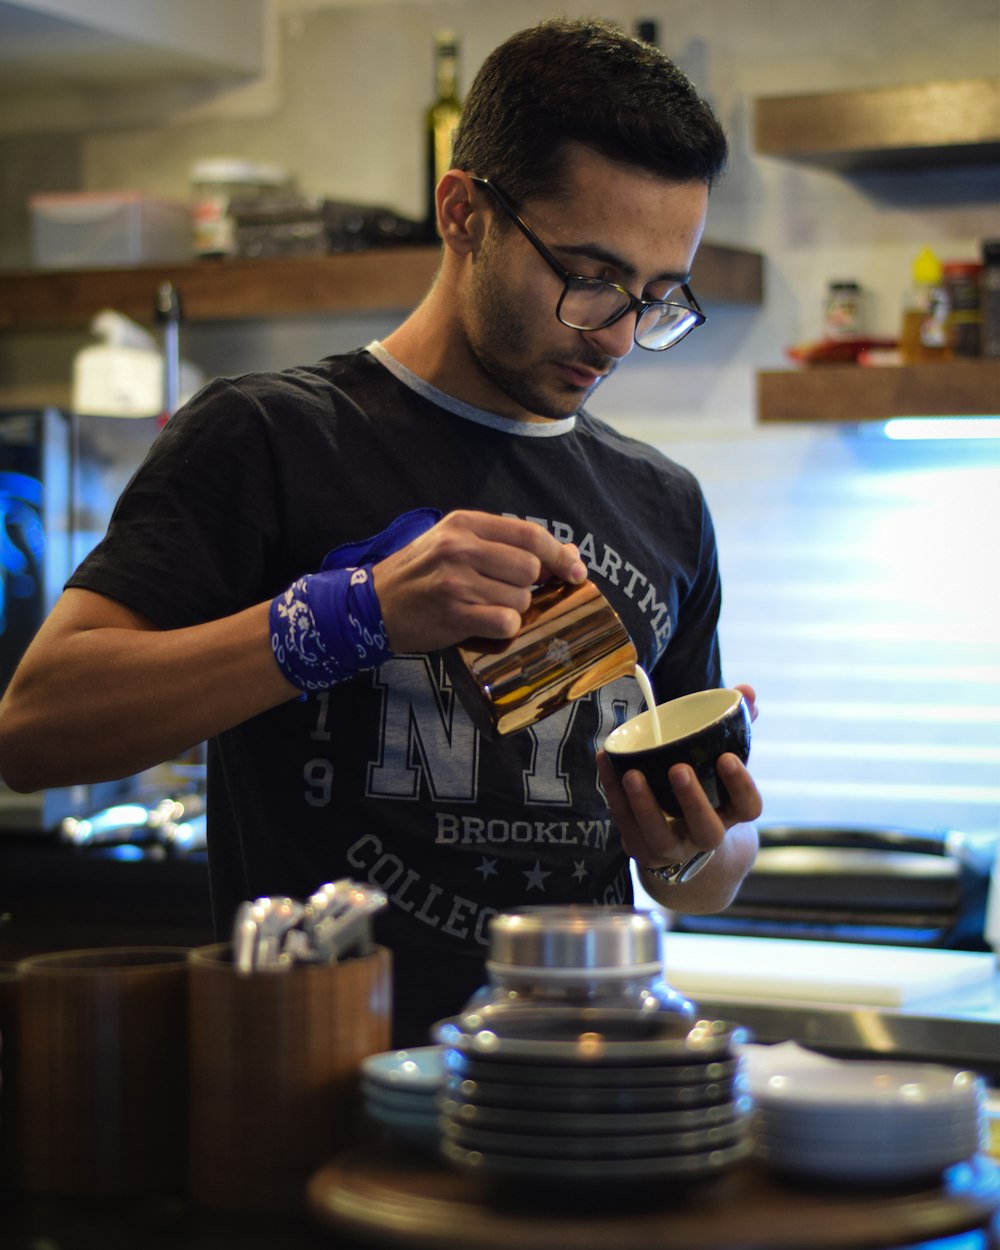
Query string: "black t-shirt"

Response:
xmin=69 ymin=346 xmax=723 ymax=1043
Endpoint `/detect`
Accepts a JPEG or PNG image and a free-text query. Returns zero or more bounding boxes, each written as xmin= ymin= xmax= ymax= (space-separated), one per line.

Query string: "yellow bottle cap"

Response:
xmin=913 ymin=246 xmax=943 ymax=286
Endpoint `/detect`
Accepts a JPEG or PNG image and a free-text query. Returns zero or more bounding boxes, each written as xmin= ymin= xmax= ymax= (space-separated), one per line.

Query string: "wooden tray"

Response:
xmin=308 ymin=1146 xmax=1000 ymax=1250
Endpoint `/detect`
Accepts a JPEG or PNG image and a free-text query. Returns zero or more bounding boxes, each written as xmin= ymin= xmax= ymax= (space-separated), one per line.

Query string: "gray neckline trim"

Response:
xmin=366 ymin=341 xmax=578 ymax=438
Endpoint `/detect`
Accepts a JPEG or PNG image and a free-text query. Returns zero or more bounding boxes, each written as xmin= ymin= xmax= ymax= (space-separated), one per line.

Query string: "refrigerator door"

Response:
xmin=0 ymin=406 xmax=161 ymax=830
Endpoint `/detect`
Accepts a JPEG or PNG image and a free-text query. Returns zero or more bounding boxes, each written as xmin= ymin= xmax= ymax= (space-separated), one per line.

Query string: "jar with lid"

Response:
xmin=456 ymin=905 xmax=693 ymax=1020
xmin=943 ymin=260 xmax=983 ymax=358
xmin=981 ymin=240 xmax=1000 ymax=359
xmin=190 ymin=158 xmax=290 ymax=258
xmin=823 ymin=280 xmax=865 ymax=339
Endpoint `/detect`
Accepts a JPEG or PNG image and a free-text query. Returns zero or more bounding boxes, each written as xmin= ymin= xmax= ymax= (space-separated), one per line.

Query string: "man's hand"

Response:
xmin=596 ymin=683 xmax=762 ymax=910
xmin=373 ymin=510 xmax=587 ymax=654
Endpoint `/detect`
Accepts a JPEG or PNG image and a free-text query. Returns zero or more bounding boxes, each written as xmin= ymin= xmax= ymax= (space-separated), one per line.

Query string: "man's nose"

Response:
xmin=582 ymin=311 xmax=638 ymax=360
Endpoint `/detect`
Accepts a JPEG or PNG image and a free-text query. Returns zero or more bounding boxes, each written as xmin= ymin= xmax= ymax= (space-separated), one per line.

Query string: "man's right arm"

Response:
xmin=0 ymin=587 xmax=299 ymax=792
xmin=0 ymin=511 xmax=587 ymax=793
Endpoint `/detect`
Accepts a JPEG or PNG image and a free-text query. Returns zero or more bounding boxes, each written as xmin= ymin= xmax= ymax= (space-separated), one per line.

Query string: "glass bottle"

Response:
xmin=424 ymin=31 xmax=462 ymax=240
xmin=943 ymin=260 xmax=983 ymax=358
xmin=980 ymin=239 xmax=1000 ymax=359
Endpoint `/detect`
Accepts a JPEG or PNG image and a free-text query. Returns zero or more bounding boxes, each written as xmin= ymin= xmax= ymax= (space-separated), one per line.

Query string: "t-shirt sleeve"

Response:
xmin=67 ymin=378 xmax=281 ymax=629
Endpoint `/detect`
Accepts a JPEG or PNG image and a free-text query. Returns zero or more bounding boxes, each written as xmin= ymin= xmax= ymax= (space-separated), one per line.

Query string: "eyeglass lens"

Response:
xmin=558 ymin=280 xmax=702 ymax=349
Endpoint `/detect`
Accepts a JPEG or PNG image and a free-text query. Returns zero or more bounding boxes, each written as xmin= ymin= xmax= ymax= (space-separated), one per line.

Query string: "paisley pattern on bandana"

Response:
xmin=269 ymin=508 xmax=441 ymax=692
xmin=270 ymin=563 xmax=390 ymax=691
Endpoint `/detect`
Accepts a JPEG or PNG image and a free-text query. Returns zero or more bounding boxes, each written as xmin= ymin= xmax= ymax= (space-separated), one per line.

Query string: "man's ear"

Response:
xmin=436 ymin=170 xmax=484 ymax=256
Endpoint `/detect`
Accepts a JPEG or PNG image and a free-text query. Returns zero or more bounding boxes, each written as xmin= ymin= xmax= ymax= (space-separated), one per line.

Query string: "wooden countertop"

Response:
xmin=308 ymin=1146 xmax=1000 ymax=1250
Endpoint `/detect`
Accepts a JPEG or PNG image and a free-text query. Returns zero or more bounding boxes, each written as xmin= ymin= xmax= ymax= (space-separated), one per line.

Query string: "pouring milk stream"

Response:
xmin=632 ymin=664 xmax=663 ymax=745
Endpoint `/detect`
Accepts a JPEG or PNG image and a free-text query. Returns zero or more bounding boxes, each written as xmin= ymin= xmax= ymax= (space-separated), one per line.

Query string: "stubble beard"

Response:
xmin=464 ymin=238 xmax=611 ymax=421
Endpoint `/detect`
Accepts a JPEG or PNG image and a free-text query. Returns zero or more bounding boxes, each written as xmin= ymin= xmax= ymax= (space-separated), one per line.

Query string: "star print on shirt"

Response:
xmin=571 ymin=860 xmax=588 ymax=882
xmin=523 ymin=861 xmax=550 ymax=892
xmin=476 ymin=857 xmax=499 ymax=880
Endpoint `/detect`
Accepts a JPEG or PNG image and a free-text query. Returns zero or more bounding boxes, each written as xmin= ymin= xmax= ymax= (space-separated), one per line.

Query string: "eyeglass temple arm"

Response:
xmin=470 ymin=176 xmax=574 ymax=280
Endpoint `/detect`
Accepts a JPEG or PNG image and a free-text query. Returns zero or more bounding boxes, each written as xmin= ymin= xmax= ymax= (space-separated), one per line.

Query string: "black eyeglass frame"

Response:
xmin=470 ymin=175 xmax=706 ymax=352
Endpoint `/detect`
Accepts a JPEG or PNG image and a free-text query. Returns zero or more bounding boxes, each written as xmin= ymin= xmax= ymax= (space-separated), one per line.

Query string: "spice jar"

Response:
xmin=823 ymin=280 xmax=865 ymax=339
xmin=191 ymin=158 xmax=290 ymax=258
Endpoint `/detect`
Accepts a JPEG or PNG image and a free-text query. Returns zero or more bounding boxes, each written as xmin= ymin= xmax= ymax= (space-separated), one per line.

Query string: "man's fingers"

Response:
xmin=445 ymin=511 xmax=587 ymax=587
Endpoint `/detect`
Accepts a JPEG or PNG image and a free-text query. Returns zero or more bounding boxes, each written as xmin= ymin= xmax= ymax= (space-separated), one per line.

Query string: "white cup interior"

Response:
xmin=605 ymin=688 xmax=743 ymax=755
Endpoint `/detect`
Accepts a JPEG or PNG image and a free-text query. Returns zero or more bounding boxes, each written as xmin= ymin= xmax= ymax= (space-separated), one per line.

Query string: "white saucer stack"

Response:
xmin=750 ymin=1055 xmax=986 ymax=1184
xmin=361 ymin=1045 xmax=445 ymax=1148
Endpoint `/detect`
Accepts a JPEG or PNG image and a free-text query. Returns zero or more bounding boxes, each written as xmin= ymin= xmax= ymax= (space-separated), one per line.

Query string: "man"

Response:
xmin=0 ymin=18 xmax=761 ymax=1043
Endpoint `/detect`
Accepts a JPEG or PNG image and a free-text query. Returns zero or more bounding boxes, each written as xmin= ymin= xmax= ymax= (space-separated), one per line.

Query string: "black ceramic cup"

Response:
xmin=603 ymin=688 xmax=751 ymax=817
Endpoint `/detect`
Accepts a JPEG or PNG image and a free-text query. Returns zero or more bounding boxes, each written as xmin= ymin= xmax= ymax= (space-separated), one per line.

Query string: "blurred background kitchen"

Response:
xmin=0 ymin=0 xmax=998 ymax=958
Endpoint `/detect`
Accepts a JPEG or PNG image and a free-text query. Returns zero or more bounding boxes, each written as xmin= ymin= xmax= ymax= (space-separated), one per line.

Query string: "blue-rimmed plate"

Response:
xmin=361 ymin=1045 xmax=444 ymax=1092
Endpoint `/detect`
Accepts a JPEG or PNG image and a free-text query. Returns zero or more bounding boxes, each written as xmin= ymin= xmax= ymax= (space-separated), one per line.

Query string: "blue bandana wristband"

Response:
xmin=270 ymin=563 xmax=389 ymax=692
xmin=269 ymin=507 xmax=441 ymax=693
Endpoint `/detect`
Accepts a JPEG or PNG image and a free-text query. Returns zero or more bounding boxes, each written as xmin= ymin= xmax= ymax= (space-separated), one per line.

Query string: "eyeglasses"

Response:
xmin=470 ymin=176 xmax=706 ymax=352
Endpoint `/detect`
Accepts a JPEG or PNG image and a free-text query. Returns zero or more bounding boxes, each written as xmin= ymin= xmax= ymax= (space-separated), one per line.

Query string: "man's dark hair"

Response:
xmin=451 ymin=17 xmax=728 ymax=206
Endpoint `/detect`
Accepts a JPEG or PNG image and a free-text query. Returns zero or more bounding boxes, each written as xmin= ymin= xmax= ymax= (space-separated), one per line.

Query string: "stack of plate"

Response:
xmin=752 ymin=1059 xmax=987 ymax=1184
xmin=434 ymin=1009 xmax=752 ymax=1190
xmin=360 ymin=1046 xmax=444 ymax=1148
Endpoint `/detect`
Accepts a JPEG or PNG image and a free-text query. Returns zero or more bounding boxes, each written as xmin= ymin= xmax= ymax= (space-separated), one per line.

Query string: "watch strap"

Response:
xmin=640 ymin=849 xmax=715 ymax=885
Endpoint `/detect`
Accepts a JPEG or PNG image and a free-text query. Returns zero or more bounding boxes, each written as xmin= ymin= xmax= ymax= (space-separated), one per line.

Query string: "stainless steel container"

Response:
xmin=461 ymin=905 xmax=694 ymax=1018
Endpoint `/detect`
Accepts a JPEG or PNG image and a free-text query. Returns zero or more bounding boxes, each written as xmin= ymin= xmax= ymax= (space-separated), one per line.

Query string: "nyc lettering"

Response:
xmin=366 ymin=660 xmax=637 ymax=805
xmin=304 ymin=665 xmax=644 ymax=809
xmin=304 ymin=667 xmax=643 ymax=809
xmin=367 ymin=656 xmax=478 ymax=801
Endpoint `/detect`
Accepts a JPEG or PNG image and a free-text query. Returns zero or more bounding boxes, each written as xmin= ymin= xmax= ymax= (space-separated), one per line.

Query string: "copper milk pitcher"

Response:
xmin=442 ymin=579 xmax=638 ymax=739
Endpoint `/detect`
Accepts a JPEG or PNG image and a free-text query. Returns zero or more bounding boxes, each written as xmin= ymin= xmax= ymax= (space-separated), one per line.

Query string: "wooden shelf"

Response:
xmin=0 ymin=249 xmax=440 ymax=332
xmin=0 ymin=241 xmax=762 ymax=333
xmin=691 ymin=241 xmax=763 ymax=307
xmin=757 ymin=361 xmax=1000 ymax=423
xmin=754 ymin=78 xmax=1000 ymax=170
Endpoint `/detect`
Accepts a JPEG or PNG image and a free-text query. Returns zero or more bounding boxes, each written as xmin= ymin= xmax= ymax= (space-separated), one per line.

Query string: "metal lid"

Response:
xmin=487 ymin=906 xmax=666 ymax=972
xmin=190 ymin=158 xmax=289 ymax=187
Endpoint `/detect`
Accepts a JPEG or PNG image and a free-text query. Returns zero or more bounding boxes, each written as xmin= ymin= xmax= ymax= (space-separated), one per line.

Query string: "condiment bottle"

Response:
xmin=943 ymin=260 xmax=983 ymax=358
xmin=899 ymin=246 xmax=949 ymax=363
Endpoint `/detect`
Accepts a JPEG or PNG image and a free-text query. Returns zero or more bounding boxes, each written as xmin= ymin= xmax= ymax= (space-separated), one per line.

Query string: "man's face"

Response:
xmin=458 ymin=145 xmax=709 ymax=422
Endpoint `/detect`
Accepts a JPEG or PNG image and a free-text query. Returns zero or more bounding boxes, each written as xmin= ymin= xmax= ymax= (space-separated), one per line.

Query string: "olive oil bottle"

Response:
xmin=424 ymin=31 xmax=462 ymax=239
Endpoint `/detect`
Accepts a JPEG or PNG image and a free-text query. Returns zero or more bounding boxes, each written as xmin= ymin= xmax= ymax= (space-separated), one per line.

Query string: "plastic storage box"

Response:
xmin=29 ymin=192 xmax=193 ymax=269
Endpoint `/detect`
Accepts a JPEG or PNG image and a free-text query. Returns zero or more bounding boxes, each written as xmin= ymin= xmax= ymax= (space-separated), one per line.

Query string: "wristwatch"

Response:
xmin=640 ymin=849 xmax=715 ymax=885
